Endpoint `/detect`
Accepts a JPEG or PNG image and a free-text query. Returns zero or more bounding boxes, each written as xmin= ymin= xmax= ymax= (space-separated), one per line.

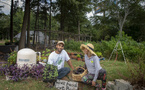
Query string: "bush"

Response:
xmin=8 ymin=51 xmax=17 ymax=65
xmin=64 ymin=40 xmax=82 ymax=52
xmin=64 ymin=32 xmax=145 ymax=62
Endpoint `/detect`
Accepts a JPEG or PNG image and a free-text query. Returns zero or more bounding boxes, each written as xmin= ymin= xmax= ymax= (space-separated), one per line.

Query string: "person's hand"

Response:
xmin=91 ymin=81 xmax=96 ymax=86
xmin=71 ymin=67 xmax=74 ymax=71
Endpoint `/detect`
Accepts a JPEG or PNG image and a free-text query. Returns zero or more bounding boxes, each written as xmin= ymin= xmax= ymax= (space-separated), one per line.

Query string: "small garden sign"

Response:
xmin=55 ymin=80 xmax=78 ymax=90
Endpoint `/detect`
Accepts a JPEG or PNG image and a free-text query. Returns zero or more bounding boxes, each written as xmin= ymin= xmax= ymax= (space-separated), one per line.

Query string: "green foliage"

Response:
xmin=65 ymin=32 xmax=145 ymax=62
xmin=8 ymin=51 xmax=17 ymax=65
xmin=77 ymin=54 xmax=81 ymax=58
xmin=40 ymin=49 xmax=51 ymax=62
xmin=41 ymin=48 xmax=50 ymax=56
xmin=43 ymin=64 xmax=58 ymax=83
xmin=95 ymin=52 xmax=103 ymax=57
xmin=100 ymin=32 xmax=145 ymax=62
xmin=64 ymin=40 xmax=83 ymax=52
xmin=0 ymin=14 xmax=10 ymax=40
xmin=13 ymin=8 xmax=24 ymax=36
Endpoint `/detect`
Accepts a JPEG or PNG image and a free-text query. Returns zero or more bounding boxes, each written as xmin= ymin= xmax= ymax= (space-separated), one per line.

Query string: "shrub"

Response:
xmin=8 ymin=51 xmax=17 ymax=65
xmin=64 ymin=32 xmax=145 ymax=62
xmin=95 ymin=52 xmax=103 ymax=58
xmin=64 ymin=40 xmax=82 ymax=52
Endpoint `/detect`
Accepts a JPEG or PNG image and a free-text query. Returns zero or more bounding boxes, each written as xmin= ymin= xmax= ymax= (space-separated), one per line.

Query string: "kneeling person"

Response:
xmin=47 ymin=41 xmax=74 ymax=79
xmin=80 ymin=43 xmax=107 ymax=90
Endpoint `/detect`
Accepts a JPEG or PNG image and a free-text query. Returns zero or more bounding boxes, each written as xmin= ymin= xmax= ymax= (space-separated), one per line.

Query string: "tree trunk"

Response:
xmin=60 ymin=3 xmax=64 ymax=40
xmin=10 ymin=0 xmax=13 ymax=43
xmin=49 ymin=0 xmax=52 ymax=46
xmin=33 ymin=2 xmax=39 ymax=46
xmin=27 ymin=3 xmax=30 ymax=48
xmin=44 ymin=0 xmax=48 ymax=48
xmin=118 ymin=9 xmax=129 ymax=40
xmin=78 ymin=20 xmax=80 ymax=41
xmin=19 ymin=0 xmax=30 ymax=50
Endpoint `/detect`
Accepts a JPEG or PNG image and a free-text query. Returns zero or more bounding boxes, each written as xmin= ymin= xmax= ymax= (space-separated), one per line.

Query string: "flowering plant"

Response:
xmin=0 ymin=64 xmax=44 ymax=81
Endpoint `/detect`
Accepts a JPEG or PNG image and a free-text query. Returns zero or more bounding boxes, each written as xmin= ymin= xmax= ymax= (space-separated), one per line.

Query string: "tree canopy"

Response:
xmin=0 ymin=0 xmax=144 ymax=49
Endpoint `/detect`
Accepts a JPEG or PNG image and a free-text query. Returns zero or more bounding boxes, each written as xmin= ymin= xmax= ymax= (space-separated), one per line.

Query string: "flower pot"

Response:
xmin=77 ymin=58 xmax=81 ymax=61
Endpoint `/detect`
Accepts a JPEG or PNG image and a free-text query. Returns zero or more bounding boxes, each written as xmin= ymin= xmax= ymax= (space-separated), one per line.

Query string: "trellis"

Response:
xmin=32 ymin=30 xmax=92 ymax=49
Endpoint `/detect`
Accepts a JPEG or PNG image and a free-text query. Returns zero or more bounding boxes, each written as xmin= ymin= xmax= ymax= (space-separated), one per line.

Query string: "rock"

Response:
xmin=114 ymin=79 xmax=133 ymax=90
xmin=106 ymin=81 xmax=115 ymax=90
xmin=106 ymin=79 xmax=133 ymax=90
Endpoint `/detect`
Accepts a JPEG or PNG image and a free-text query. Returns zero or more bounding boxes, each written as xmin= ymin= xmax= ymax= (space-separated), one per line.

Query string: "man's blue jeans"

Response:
xmin=57 ymin=67 xmax=70 ymax=79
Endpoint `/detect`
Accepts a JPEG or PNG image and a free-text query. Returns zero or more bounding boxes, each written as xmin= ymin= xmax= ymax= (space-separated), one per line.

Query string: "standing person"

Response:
xmin=80 ymin=43 xmax=107 ymax=90
xmin=47 ymin=41 xmax=74 ymax=79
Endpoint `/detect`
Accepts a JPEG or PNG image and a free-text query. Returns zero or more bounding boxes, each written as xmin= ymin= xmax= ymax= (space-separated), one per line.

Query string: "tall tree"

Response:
xmin=19 ymin=0 xmax=30 ymax=50
xmin=49 ymin=0 xmax=52 ymax=45
xmin=0 ymin=14 xmax=10 ymax=40
xmin=92 ymin=0 xmax=143 ymax=41
xmin=10 ymin=0 xmax=14 ymax=43
xmin=124 ymin=1 xmax=145 ymax=41
xmin=32 ymin=0 xmax=40 ymax=45
xmin=27 ymin=0 xmax=31 ymax=48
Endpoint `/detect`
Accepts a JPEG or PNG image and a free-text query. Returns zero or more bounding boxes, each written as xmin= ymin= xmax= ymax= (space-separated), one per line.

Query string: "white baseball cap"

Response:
xmin=57 ymin=41 xmax=65 ymax=45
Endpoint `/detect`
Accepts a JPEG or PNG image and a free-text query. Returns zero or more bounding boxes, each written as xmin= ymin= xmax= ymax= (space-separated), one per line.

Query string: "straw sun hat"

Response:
xmin=80 ymin=43 xmax=96 ymax=55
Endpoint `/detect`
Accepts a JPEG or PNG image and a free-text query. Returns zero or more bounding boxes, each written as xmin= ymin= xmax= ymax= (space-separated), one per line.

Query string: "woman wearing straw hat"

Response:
xmin=80 ymin=43 xmax=107 ymax=90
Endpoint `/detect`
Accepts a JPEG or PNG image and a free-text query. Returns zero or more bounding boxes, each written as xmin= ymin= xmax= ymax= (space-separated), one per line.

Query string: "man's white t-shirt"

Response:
xmin=47 ymin=50 xmax=70 ymax=70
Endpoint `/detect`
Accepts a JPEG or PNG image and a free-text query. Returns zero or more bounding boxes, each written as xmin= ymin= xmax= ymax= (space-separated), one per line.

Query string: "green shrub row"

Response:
xmin=64 ymin=32 xmax=145 ymax=62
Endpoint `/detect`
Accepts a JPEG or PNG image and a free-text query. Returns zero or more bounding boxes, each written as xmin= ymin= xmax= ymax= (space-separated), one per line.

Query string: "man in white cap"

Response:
xmin=47 ymin=41 xmax=74 ymax=79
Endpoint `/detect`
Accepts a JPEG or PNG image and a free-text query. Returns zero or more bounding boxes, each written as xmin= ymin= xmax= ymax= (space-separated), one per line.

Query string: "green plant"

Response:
xmin=8 ymin=51 xmax=17 ymax=65
xmin=95 ymin=52 xmax=103 ymax=57
xmin=77 ymin=54 xmax=81 ymax=58
xmin=41 ymin=57 xmax=47 ymax=60
xmin=41 ymin=49 xmax=50 ymax=56
xmin=43 ymin=64 xmax=58 ymax=83
xmin=64 ymin=40 xmax=82 ymax=52
xmin=41 ymin=49 xmax=51 ymax=61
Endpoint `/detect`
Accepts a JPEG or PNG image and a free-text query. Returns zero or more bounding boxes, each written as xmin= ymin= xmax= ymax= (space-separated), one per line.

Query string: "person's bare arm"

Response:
xmin=67 ymin=60 xmax=74 ymax=70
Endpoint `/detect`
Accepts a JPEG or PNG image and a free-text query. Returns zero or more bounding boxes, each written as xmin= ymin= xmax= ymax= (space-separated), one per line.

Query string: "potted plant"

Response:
xmin=43 ymin=64 xmax=58 ymax=84
xmin=77 ymin=54 xmax=81 ymax=61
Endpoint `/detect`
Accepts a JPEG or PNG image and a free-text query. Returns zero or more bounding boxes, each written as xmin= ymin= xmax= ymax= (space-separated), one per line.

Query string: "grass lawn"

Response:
xmin=0 ymin=60 xmax=131 ymax=90
xmin=65 ymin=60 xmax=130 ymax=81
